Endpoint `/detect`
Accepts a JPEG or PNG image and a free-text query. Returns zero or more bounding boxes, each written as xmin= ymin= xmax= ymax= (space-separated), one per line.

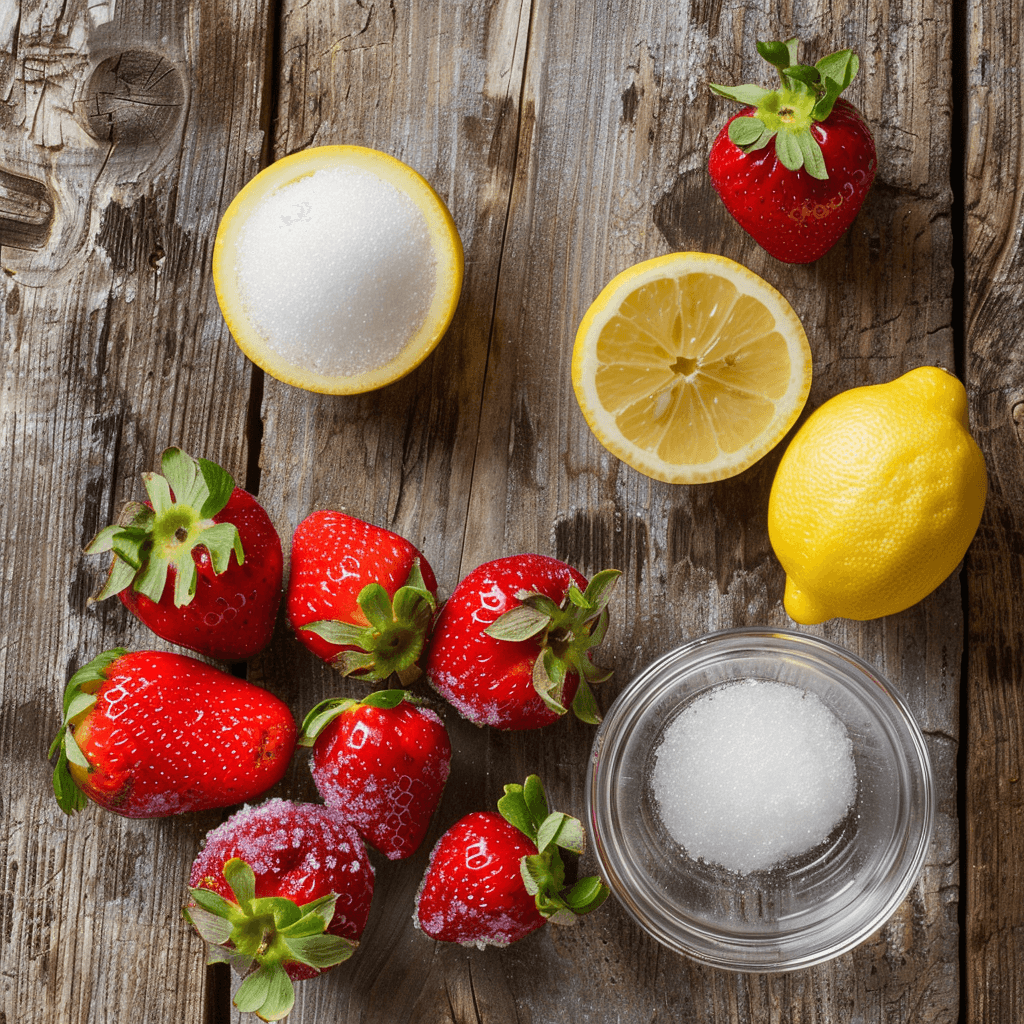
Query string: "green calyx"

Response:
xmin=497 ymin=775 xmax=610 ymax=923
xmin=49 ymin=647 xmax=127 ymax=815
xmin=297 ymin=688 xmax=419 ymax=746
xmin=185 ymin=857 xmax=356 ymax=1022
xmin=483 ymin=568 xmax=620 ymax=724
xmin=709 ymin=38 xmax=860 ymax=179
xmin=85 ymin=447 xmax=243 ymax=608
xmin=302 ymin=560 xmax=436 ymax=684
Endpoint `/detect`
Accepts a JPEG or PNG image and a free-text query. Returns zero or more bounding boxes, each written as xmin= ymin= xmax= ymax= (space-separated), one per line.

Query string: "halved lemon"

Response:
xmin=214 ymin=145 xmax=464 ymax=394
xmin=572 ymin=252 xmax=812 ymax=484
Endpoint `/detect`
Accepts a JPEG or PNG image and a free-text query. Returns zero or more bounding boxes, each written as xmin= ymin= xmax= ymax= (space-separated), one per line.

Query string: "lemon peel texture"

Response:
xmin=768 ymin=365 xmax=987 ymax=624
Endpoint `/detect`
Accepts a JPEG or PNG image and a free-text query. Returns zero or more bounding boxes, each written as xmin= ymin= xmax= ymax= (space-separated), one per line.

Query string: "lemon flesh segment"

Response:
xmin=214 ymin=145 xmax=464 ymax=395
xmin=572 ymin=253 xmax=812 ymax=484
xmin=768 ymin=365 xmax=987 ymax=625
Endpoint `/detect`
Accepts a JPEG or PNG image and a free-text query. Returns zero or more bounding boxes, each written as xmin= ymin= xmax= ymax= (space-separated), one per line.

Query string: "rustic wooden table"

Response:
xmin=2 ymin=0 xmax=1020 ymax=1021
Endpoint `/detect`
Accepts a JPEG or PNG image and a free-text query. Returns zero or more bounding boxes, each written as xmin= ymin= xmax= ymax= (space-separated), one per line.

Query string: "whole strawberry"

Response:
xmin=50 ymin=649 xmax=296 ymax=817
xmin=186 ymin=799 xmax=374 ymax=1021
xmin=415 ymin=775 xmax=608 ymax=947
xmin=424 ymin=555 xmax=619 ymax=729
xmin=86 ymin=447 xmax=283 ymax=661
xmin=286 ymin=510 xmax=438 ymax=683
xmin=300 ymin=690 xmax=451 ymax=860
xmin=708 ymin=39 xmax=876 ymax=263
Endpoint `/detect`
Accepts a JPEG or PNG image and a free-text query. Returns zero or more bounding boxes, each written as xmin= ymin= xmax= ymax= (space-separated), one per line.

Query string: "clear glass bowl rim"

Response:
xmin=585 ymin=626 xmax=936 ymax=973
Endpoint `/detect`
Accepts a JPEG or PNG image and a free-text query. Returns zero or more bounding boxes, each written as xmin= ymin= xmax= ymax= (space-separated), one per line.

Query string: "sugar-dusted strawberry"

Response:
xmin=708 ymin=39 xmax=876 ymax=263
xmin=50 ymin=649 xmax=296 ymax=817
xmin=300 ymin=689 xmax=451 ymax=860
xmin=186 ymin=799 xmax=374 ymax=1021
xmin=424 ymin=555 xmax=619 ymax=730
xmin=86 ymin=447 xmax=283 ymax=661
xmin=415 ymin=775 xmax=608 ymax=948
xmin=286 ymin=510 xmax=438 ymax=683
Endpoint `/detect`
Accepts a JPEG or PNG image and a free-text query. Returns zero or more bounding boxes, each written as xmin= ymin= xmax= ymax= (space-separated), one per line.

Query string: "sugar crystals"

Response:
xmin=234 ymin=166 xmax=437 ymax=377
xmin=652 ymin=679 xmax=857 ymax=874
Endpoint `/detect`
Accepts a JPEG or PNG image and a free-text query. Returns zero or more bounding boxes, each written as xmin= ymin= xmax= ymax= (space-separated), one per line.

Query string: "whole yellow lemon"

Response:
xmin=768 ymin=366 xmax=986 ymax=624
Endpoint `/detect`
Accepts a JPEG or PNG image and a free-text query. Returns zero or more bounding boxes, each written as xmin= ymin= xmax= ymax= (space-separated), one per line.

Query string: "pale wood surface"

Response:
xmin=0 ymin=0 xmax=1017 ymax=1021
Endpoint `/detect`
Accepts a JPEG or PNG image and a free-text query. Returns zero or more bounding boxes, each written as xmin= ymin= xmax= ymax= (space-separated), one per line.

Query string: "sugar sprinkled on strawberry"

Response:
xmin=299 ymin=689 xmax=452 ymax=860
xmin=424 ymin=554 xmax=619 ymax=730
xmin=414 ymin=775 xmax=609 ymax=948
xmin=187 ymin=799 xmax=374 ymax=1021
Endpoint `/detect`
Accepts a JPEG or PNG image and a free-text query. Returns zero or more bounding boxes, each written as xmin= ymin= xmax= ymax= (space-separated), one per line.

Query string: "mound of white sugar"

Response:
xmin=234 ymin=166 xmax=437 ymax=376
xmin=652 ymin=680 xmax=857 ymax=874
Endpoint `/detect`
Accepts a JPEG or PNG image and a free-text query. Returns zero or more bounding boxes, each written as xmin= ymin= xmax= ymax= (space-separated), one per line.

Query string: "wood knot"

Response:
xmin=85 ymin=51 xmax=185 ymax=145
xmin=0 ymin=168 xmax=54 ymax=251
xmin=1012 ymin=401 xmax=1024 ymax=433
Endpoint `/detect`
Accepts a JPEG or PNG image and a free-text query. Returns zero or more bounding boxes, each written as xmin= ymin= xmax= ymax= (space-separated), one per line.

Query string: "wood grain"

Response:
xmin=0 ymin=0 xmax=974 ymax=1020
xmin=964 ymin=0 xmax=1024 ymax=1020
xmin=0 ymin=1 xmax=271 ymax=1021
xmin=252 ymin=0 xmax=960 ymax=1022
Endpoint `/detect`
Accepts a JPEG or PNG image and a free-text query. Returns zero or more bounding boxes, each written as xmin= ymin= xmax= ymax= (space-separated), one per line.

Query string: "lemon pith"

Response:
xmin=571 ymin=252 xmax=812 ymax=484
xmin=214 ymin=145 xmax=464 ymax=395
xmin=768 ymin=366 xmax=987 ymax=625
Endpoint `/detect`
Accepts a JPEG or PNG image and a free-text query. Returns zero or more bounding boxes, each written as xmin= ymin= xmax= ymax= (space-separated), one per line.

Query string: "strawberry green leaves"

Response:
xmin=86 ymin=447 xmax=243 ymax=608
xmin=50 ymin=648 xmax=126 ymax=814
xmin=497 ymin=776 xmax=609 ymax=923
xmin=302 ymin=559 xmax=437 ymax=683
xmin=710 ymin=38 xmax=863 ymax=180
xmin=186 ymin=857 xmax=355 ymax=1023
xmin=297 ymin=689 xmax=416 ymax=746
xmin=484 ymin=568 xmax=620 ymax=724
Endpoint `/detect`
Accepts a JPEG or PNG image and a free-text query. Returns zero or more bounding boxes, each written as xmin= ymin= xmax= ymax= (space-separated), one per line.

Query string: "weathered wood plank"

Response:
xmin=250 ymin=1 xmax=960 ymax=1022
xmin=964 ymin=0 xmax=1024 ymax=1020
xmin=455 ymin=0 xmax=959 ymax=1020
xmin=0 ymin=1 xmax=272 ymax=1021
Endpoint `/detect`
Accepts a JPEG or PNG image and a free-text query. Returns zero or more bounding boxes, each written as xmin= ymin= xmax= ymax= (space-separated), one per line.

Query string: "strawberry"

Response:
xmin=86 ymin=447 xmax=283 ymax=661
xmin=50 ymin=648 xmax=296 ymax=817
xmin=707 ymin=38 xmax=877 ymax=263
xmin=186 ymin=798 xmax=374 ymax=1021
xmin=414 ymin=775 xmax=608 ymax=948
xmin=286 ymin=510 xmax=438 ymax=683
xmin=299 ymin=689 xmax=451 ymax=860
xmin=424 ymin=555 xmax=619 ymax=730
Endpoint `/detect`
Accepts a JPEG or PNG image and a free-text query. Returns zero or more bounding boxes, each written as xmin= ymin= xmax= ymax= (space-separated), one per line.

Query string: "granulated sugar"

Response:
xmin=652 ymin=679 xmax=857 ymax=874
xmin=234 ymin=165 xmax=437 ymax=376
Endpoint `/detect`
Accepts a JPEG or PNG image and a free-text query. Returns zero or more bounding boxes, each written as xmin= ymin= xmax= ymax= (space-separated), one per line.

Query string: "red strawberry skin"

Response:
xmin=415 ymin=811 xmax=544 ymax=947
xmin=309 ymin=701 xmax=451 ymax=860
xmin=424 ymin=555 xmax=588 ymax=729
xmin=66 ymin=650 xmax=295 ymax=817
xmin=708 ymin=99 xmax=877 ymax=263
xmin=189 ymin=799 xmax=374 ymax=980
xmin=121 ymin=488 xmax=283 ymax=661
xmin=286 ymin=510 xmax=437 ymax=664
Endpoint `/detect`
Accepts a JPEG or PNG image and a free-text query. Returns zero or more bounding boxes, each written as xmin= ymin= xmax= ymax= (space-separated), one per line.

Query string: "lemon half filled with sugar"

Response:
xmin=214 ymin=145 xmax=464 ymax=394
xmin=572 ymin=252 xmax=812 ymax=483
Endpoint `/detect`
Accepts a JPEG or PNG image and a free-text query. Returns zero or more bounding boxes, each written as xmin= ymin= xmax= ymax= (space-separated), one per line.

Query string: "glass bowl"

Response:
xmin=586 ymin=627 xmax=934 ymax=972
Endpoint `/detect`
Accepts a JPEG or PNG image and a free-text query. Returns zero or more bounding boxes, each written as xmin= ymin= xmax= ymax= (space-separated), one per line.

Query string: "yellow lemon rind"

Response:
xmin=214 ymin=145 xmax=464 ymax=395
xmin=768 ymin=366 xmax=988 ymax=625
xmin=571 ymin=252 xmax=812 ymax=485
